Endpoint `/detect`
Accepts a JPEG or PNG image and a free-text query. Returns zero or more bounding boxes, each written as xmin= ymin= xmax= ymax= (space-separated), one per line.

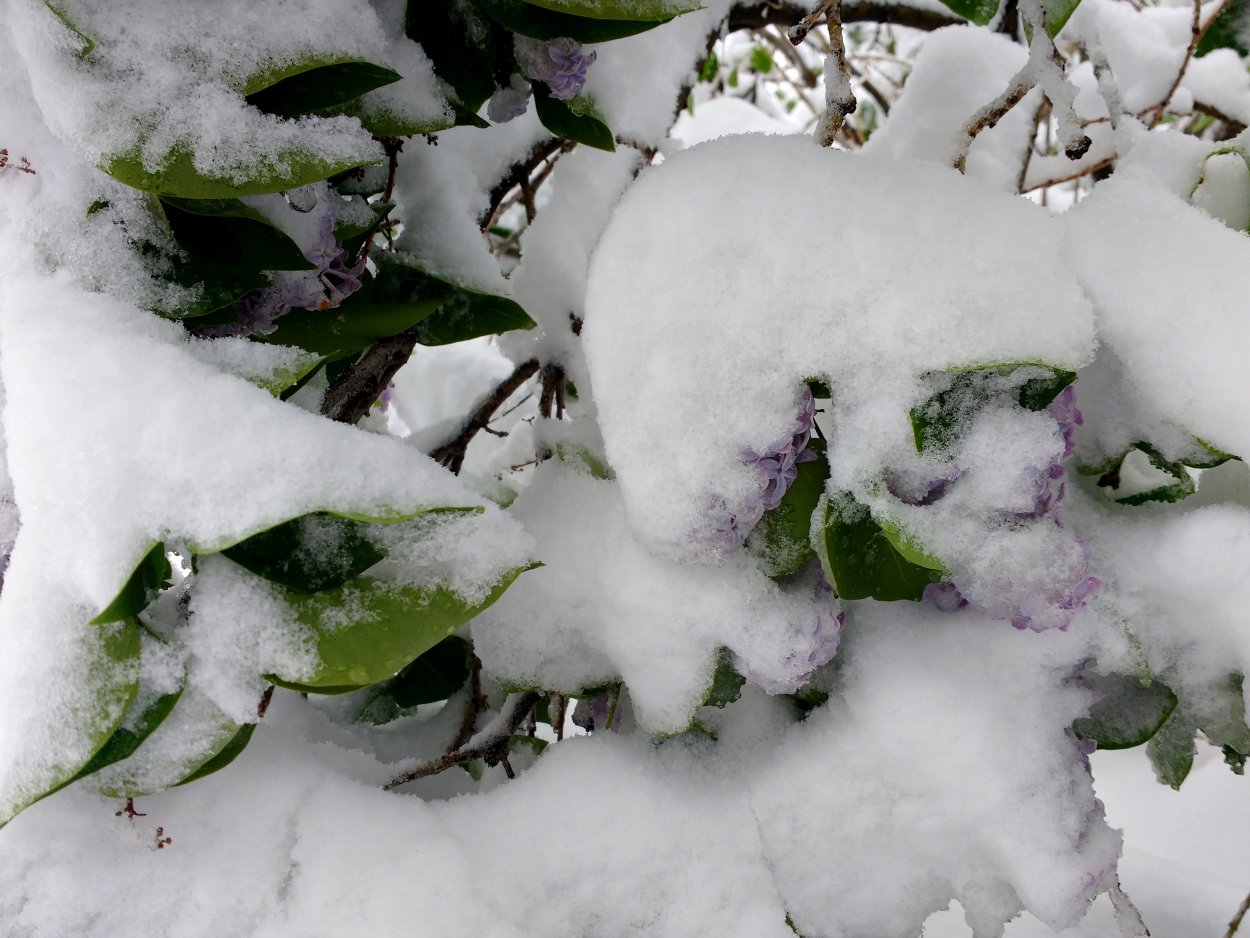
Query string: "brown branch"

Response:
xmin=451 ymin=655 xmax=485 ymax=751
xmin=1147 ymin=0 xmax=1203 ymax=128
xmin=729 ymin=0 xmax=962 ymax=33
xmin=0 ymin=149 xmax=36 ymax=175
xmin=789 ymin=0 xmax=857 ymax=146
xmin=1226 ymin=888 xmax=1250 ymax=938
xmin=482 ymin=139 xmax=574 ymax=234
xmin=1023 ymin=152 xmax=1116 ymax=192
xmin=429 ymin=359 xmax=540 ymax=474
xmin=953 ymin=72 xmax=1036 ymax=174
xmin=320 ymin=332 xmax=418 ymax=426
xmin=257 ymin=684 xmax=275 ymax=720
xmin=384 ymin=691 xmax=541 ymax=789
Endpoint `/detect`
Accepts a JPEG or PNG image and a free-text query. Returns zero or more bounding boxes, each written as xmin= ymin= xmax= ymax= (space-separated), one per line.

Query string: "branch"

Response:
xmin=429 ymin=359 xmax=540 ymax=474
xmin=384 ymin=691 xmax=541 ymax=789
xmin=953 ymin=0 xmax=1089 ymax=173
xmin=482 ymin=139 xmax=575 ymax=234
xmin=1226 ymin=887 xmax=1250 ymax=938
xmin=1147 ymin=0 xmax=1202 ymax=127
xmin=729 ymin=0 xmax=962 ymax=33
xmin=789 ymin=0 xmax=857 ymax=146
xmin=320 ymin=332 xmax=418 ymax=425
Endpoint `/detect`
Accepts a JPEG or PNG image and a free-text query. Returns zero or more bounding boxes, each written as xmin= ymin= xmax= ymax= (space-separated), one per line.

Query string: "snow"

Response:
xmin=585 ymin=134 xmax=1095 ymax=562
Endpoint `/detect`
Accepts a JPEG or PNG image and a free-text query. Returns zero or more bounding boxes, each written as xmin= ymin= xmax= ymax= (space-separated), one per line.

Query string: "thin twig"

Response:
xmin=1147 ymin=0 xmax=1202 ymax=128
xmin=429 ymin=359 xmax=540 ymax=473
xmin=320 ymin=332 xmax=418 ymax=425
xmin=451 ymin=655 xmax=485 ymax=751
xmin=384 ymin=691 xmax=541 ymax=789
xmin=257 ymin=684 xmax=275 ymax=720
xmin=790 ymin=0 xmax=857 ymax=146
xmin=730 ymin=0 xmax=962 ymax=33
xmin=1225 ymin=888 xmax=1250 ymax=938
xmin=482 ymin=139 xmax=574 ymax=234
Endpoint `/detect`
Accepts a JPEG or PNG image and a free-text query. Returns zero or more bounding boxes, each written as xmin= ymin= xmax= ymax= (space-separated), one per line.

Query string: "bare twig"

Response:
xmin=257 ymin=684 xmax=275 ymax=720
xmin=1023 ymin=152 xmax=1116 ymax=192
xmin=953 ymin=0 xmax=1089 ymax=173
xmin=384 ymin=691 xmax=541 ymax=789
xmin=482 ymin=139 xmax=574 ymax=234
xmin=1147 ymin=0 xmax=1202 ymax=128
xmin=731 ymin=0 xmax=962 ymax=33
xmin=0 ymin=149 xmax=36 ymax=175
xmin=1109 ymin=881 xmax=1151 ymax=937
xmin=429 ymin=359 xmax=540 ymax=473
xmin=451 ymin=655 xmax=485 ymax=751
xmin=1225 ymin=888 xmax=1250 ymax=938
xmin=320 ymin=332 xmax=418 ymax=425
xmin=789 ymin=0 xmax=857 ymax=146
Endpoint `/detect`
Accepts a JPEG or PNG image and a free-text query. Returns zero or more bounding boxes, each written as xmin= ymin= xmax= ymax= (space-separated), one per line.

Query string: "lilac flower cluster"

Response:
xmin=513 ymin=36 xmax=597 ymax=102
xmin=487 ymin=75 xmax=532 ymax=124
xmin=924 ymin=385 xmax=1101 ymax=631
xmin=710 ymin=386 xmax=819 ymax=554
xmin=200 ymin=206 xmax=366 ymax=339
xmin=746 ymin=575 xmax=844 ymax=695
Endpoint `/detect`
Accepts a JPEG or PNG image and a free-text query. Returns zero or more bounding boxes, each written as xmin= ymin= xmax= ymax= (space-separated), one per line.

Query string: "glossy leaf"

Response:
xmin=91 ymin=543 xmax=171 ymax=625
xmin=1147 ymin=707 xmax=1196 ymax=790
xmin=931 ymin=0 xmax=1001 ymax=25
xmin=814 ymin=493 xmax=942 ymax=602
xmin=1072 ymin=672 xmax=1177 ymax=750
xmin=156 ymin=264 xmax=268 ymax=320
xmin=479 ymin=0 xmax=676 ymax=41
xmin=410 ymin=283 xmax=537 ymax=346
xmin=1196 ymin=0 xmax=1250 ymax=57
xmin=71 ymin=686 xmax=185 ymax=783
xmin=1040 ymin=0 xmax=1082 ymax=36
xmin=246 ymin=61 xmax=402 ymax=118
xmin=104 ymin=147 xmax=382 ymax=200
xmin=266 ymin=563 xmax=537 ymax=693
xmin=1189 ymin=673 xmax=1250 ymax=758
xmin=876 ymin=516 xmax=946 ymax=572
xmin=176 ymin=723 xmax=257 ymax=786
xmin=910 ymin=362 xmax=1076 ymax=453
xmin=405 ymin=0 xmax=498 ymax=113
xmin=160 ymin=197 xmax=313 ymax=271
xmin=746 ymin=438 xmax=829 ymax=578
xmin=355 ymin=636 xmax=476 ymax=724
xmin=533 ymin=85 xmax=616 ymax=151
xmin=527 ymin=0 xmax=701 ymax=18
xmin=222 ymin=513 xmax=388 ymax=593
xmin=703 ymin=649 xmax=746 ymax=709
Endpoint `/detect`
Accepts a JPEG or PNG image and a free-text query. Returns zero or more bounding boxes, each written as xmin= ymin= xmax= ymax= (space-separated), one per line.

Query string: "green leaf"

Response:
xmin=814 ymin=493 xmax=942 ymax=602
xmin=410 ymin=283 xmax=537 ymax=346
xmin=479 ymin=0 xmax=681 ymax=41
xmin=910 ymin=362 xmax=1076 ymax=453
xmin=175 ymin=723 xmax=257 ymax=786
xmin=222 ymin=513 xmax=388 ymax=593
xmin=526 ymin=0 xmax=702 ymax=18
xmin=746 ymin=438 xmax=829 ymax=578
xmin=71 ymin=685 xmax=185 ymax=783
xmin=0 ymin=619 xmax=142 ymax=825
xmin=43 ymin=1 xmax=94 ymax=57
xmin=699 ymin=50 xmax=718 ymax=83
xmin=750 ymin=47 xmax=773 ymax=74
xmin=876 ymin=516 xmax=946 ymax=572
xmin=931 ymin=0 xmax=1001 ymax=25
xmin=266 ymin=563 xmax=538 ymax=693
xmin=1196 ymin=0 xmax=1250 ymax=56
xmin=366 ymin=635 xmax=475 ymax=716
xmin=103 ymin=147 xmax=382 ymax=200
xmin=702 ymin=648 xmax=745 ymax=709
xmin=1147 ymin=707 xmax=1196 ymax=790
xmin=91 ymin=543 xmax=171 ymax=625
xmin=405 ymin=0 xmax=498 ymax=113
xmin=246 ymin=61 xmax=402 ymax=119
xmin=533 ymin=85 xmax=616 ymax=151
xmin=1040 ymin=0 xmax=1082 ymax=36
xmin=160 ymin=197 xmax=314 ymax=272
xmin=1072 ymin=672 xmax=1178 ymax=750
xmin=155 ymin=264 xmax=269 ymax=320
xmin=1188 ymin=673 xmax=1250 ymax=757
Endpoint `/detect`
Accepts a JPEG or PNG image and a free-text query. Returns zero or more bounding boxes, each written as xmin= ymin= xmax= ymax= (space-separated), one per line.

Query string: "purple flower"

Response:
xmin=514 ymin=36 xmax=597 ymax=101
xmin=923 ymin=581 xmax=968 ymax=612
xmin=1047 ymin=385 xmax=1084 ymax=460
xmin=487 ymin=76 xmax=532 ymax=123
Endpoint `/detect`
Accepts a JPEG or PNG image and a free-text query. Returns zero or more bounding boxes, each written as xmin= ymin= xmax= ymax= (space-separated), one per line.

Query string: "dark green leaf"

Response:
xmin=699 ymin=51 xmax=718 ymax=83
xmin=526 ymin=0 xmax=701 ymax=18
xmin=750 ymin=47 xmax=773 ymax=74
xmin=246 ymin=61 xmax=402 ymax=118
xmin=931 ymin=0 xmax=1000 ymax=25
xmin=910 ymin=363 xmax=1076 ymax=453
xmin=72 ymin=686 xmax=184 ymax=782
xmin=478 ymin=0 xmax=676 ymax=41
xmin=1040 ymin=0 xmax=1082 ymax=36
xmin=405 ymin=0 xmax=498 ymax=113
xmin=1147 ymin=707 xmax=1196 ymax=790
xmin=91 ymin=543 xmax=171 ymax=625
xmin=533 ymin=85 xmax=616 ymax=151
xmin=385 ymin=635 xmax=473 ymax=709
xmin=1189 ymin=673 xmax=1250 ymax=756
xmin=176 ymin=723 xmax=257 ymax=786
xmin=410 ymin=284 xmax=537 ymax=346
xmin=746 ymin=438 xmax=828 ymax=578
xmin=155 ymin=264 xmax=269 ymax=320
xmin=1072 ymin=672 xmax=1177 ymax=749
xmin=815 ymin=493 xmax=942 ymax=601
xmin=222 ymin=513 xmax=387 ymax=593
xmin=1196 ymin=0 xmax=1250 ymax=56
xmin=703 ymin=648 xmax=746 ymax=709
xmin=160 ymin=198 xmax=314 ymax=272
